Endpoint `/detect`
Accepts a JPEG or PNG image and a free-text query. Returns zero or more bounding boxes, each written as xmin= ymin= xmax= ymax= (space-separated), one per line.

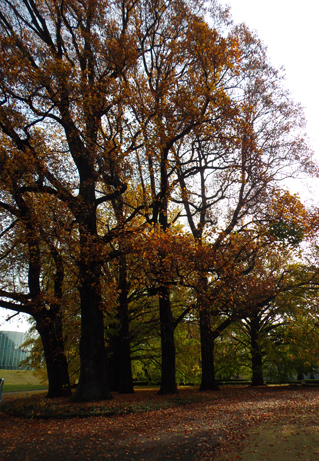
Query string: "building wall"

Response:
xmin=0 ymin=331 xmax=30 ymax=370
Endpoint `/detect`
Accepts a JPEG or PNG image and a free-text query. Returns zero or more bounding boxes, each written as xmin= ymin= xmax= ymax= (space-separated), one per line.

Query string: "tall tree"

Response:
xmin=0 ymin=0 xmax=142 ymax=401
xmin=0 ymin=160 xmax=72 ymax=397
xmin=129 ymin=0 xmax=240 ymax=394
xmin=173 ymin=23 xmax=314 ymax=389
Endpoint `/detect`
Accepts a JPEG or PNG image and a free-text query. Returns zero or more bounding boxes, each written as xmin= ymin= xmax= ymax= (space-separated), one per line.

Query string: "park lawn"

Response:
xmin=0 ymin=369 xmax=47 ymax=392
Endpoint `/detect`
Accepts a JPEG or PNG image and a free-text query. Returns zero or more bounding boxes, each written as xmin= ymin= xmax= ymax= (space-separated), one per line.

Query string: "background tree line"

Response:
xmin=0 ymin=0 xmax=318 ymax=401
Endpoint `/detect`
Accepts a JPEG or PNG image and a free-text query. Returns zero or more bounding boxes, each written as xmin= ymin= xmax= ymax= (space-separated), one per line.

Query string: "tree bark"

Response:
xmin=35 ymin=313 xmax=71 ymax=398
xmin=73 ymin=195 xmax=112 ymax=401
xmin=108 ymin=191 xmax=134 ymax=394
xmin=116 ymin=254 xmax=134 ymax=393
xmin=75 ymin=277 xmax=111 ymax=401
xmin=158 ymin=286 xmax=178 ymax=394
xmin=250 ymin=317 xmax=265 ymax=386
xmin=106 ymin=255 xmax=134 ymax=394
xmin=199 ymin=307 xmax=220 ymax=391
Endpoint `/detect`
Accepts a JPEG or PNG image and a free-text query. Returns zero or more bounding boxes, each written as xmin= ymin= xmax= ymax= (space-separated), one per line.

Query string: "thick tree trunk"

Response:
xmin=74 ymin=235 xmax=111 ymax=401
xmin=108 ymin=334 xmax=134 ymax=394
xmin=74 ymin=276 xmax=111 ymax=402
xmin=250 ymin=318 xmax=265 ymax=386
xmin=157 ymin=164 xmax=177 ymax=394
xmin=105 ymin=250 xmax=133 ymax=393
xmin=73 ymin=176 xmax=112 ymax=402
xmin=158 ymin=286 xmax=177 ymax=394
xmin=35 ymin=314 xmax=71 ymax=398
xmin=251 ymin=348 xmax=264 ymax=385
xmin=104 ymin=190 xmax=134 ymax=393
xmin=106 ymin=310 xmax=134 ymax=394
xmin=199 ymin=307 xmax=220 ymax=391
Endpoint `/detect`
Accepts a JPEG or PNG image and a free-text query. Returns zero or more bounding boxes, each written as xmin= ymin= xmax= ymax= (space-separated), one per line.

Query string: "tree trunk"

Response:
xmin=250 ymin=318 xmax=265 ymax=386
xmin=116 ymin=254 xmax=134 ymax=393
xmin=22 ymin=197 xmax=71 ymax=398
xmin=251 ymin=347 xmax=264 ymax=385
xmin=73 ymin=175 xmax=112 ymax=402
xmin=158 ymin=286 xmax=177 ymax=394
xmin=109 ymin=334 xmax=134 ymax=394
xmin=199 ymin=307 xmax=220 ymax=391
xmin=74 ymin=274 xmax=111 ymax=401
xmin=35 ymin=314 xmax=71 ymax=398
xmin=105 ymin=247 xmax=134 ymax=394
xmin=106 ymin=255 xmax=134 ymax=393
xmin=197 ymin=274 xmax=220 ymax=391
xmin=74 ymin=235 xmax=111 ymax=401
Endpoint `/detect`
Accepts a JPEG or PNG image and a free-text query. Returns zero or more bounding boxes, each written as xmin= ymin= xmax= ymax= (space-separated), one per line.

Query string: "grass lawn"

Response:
xmin=0 ymin=369 xmax=47 ymax=392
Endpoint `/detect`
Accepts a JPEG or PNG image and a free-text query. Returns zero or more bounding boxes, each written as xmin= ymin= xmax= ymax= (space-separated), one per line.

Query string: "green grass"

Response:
xmin=3 ymin=384 xmax=47 ymax=392
xmin=0 ymin=369 xmax=47 ymax=392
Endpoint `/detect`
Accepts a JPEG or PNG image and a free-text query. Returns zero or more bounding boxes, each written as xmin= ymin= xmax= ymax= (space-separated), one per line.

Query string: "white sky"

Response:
xmin=0 ymin=311 xmax=31 ymax=333
xmin=1 ymin=0 xmax=318 ymax=332
xmin=219 ymin=0 xmax=319 ymax=152
xmin=219 ymin=0 xmax=319 ymax=199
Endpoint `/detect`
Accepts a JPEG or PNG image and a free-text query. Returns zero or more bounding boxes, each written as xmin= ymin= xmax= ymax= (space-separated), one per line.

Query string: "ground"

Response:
xmin=1 ymin=386 xmax=319 ymax=460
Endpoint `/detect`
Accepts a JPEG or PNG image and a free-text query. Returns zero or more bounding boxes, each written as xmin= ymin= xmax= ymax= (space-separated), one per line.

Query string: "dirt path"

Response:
xmin=1 ymin=386 xmax=319 ymax=460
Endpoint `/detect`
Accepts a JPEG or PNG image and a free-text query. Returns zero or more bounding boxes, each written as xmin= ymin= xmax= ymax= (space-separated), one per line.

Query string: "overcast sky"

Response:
xmin=1 ymin=0 xmax=318 ymax=332
xmin=219 ymin=0 xmax=319 ymax=156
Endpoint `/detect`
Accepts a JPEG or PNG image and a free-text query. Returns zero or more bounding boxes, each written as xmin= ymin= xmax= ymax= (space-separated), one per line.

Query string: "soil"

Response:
xmin=0 ymin=385 xmax=319 ymax=461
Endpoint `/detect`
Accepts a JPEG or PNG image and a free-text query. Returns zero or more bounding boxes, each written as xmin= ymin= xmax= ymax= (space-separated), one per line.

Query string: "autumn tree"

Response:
xmin=172 ymin=21 xmax=315 ymax=390
xmin=0 ymin=0 xmax=149 ymax=401
xmin=210 ymin=218 xmax=318 ymax=385
xmin=0 ymin=159 xmax=72 ymax=396
xmin=214 ymin=267 xmax=319 ymax=385
xmin=263 ymin=268 xmax=319 ymax=382
xmin=128 ymin=0 xmax=242 ymax=394
xmin=234 ymin=259 xmax=302 ymax=386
